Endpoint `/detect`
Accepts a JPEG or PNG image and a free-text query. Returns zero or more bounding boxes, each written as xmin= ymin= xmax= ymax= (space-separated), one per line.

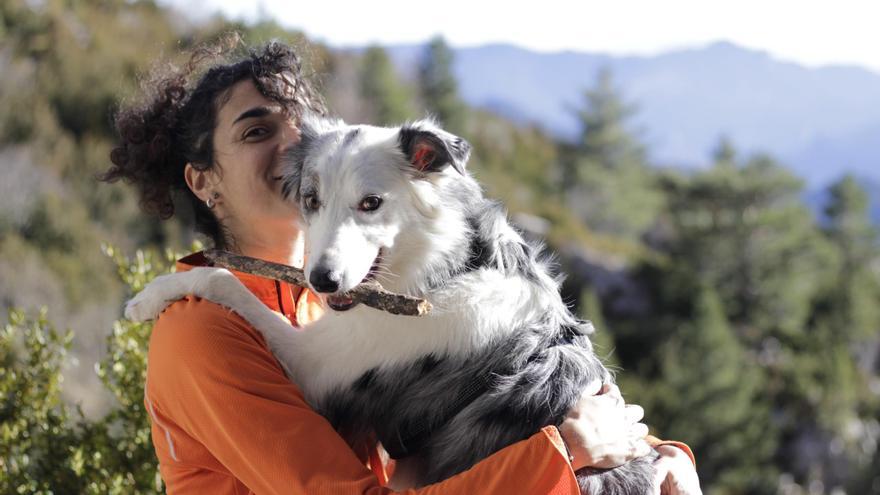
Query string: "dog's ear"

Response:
xmin=398 ymin=122 xmax=470 ymax=176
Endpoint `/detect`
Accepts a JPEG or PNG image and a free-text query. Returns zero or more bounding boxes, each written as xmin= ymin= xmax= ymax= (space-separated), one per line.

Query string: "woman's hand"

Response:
xmin=558 ymin=379 xmax=652 ymax=470
xmin=652 ymin=445 xmax=702 ymax=495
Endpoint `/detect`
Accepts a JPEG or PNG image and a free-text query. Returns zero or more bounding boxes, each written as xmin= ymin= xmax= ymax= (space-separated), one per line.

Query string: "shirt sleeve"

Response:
xmin=147 ymin=297 xmax=580 ymax=495
xmin=646 ymin=435 xmax=696 ymax=467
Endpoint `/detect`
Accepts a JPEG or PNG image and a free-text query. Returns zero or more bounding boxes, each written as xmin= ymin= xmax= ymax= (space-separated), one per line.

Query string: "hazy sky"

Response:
xmin=167 ymin=0 xmax=880 ymax=72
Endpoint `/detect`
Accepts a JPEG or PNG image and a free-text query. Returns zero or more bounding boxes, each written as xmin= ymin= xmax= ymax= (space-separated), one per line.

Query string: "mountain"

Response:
xmin=386 ymin=42 xmax=880 ymax=188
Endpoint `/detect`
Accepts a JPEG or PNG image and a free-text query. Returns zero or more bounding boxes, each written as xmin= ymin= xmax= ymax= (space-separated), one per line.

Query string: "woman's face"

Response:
xmin=210 ymin=79 xmax=301 ymax=233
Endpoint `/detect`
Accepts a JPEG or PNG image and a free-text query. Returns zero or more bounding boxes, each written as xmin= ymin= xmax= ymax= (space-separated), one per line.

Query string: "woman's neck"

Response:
xmin=225 ymin=226 xmax=305 ymax=268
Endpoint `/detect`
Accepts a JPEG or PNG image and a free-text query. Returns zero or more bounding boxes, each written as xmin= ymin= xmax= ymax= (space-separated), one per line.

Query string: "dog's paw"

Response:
xmin=125 ymin=289 xmax=171 ymax=322
xmin=124 ymin=272 xmax=188 ymax=321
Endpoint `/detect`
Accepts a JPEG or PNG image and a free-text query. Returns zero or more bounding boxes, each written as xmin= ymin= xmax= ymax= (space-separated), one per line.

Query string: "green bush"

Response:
xmin=0 ymin=246 xmax=180 ymax=494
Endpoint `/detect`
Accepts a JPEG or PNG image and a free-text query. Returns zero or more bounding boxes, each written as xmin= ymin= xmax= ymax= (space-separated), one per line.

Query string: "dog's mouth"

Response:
xmin=326 ymin=294 xmax=357 ymax=312
xmin=325 ymin=250 xmax=384 ymax=312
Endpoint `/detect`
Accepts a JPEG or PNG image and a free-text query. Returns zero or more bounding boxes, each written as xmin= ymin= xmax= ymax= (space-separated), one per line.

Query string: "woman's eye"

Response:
xmin=359 ymin=195 xmax=383 ymax=212
xmin=243 ymin=127 xmax=269 ymax=140
xmin=303 ymin=194 xmax=321 ymax=211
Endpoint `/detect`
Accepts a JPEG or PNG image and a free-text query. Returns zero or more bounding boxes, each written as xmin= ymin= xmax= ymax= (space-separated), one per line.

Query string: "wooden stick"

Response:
xmin=204 ymin=249 xmax=432 ymax=316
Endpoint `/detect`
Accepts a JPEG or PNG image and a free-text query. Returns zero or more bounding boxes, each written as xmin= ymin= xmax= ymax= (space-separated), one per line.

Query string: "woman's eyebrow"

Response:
xmin=232 ymin=106 xmax=273 ymax=125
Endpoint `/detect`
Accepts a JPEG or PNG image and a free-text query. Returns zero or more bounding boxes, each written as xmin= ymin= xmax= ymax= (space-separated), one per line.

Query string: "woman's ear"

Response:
xmin=184 ymin=163 xmax=218 ymax=203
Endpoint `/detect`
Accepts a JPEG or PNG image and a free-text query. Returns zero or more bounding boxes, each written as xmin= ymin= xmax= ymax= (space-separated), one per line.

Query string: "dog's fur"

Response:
xmin=126 ymin=117 xmax=656 ymax=493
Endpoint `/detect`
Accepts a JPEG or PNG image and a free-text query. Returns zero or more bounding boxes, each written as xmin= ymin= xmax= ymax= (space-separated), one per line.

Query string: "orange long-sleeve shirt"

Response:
xmin=144 ymin=252 xmax=584 ymax=494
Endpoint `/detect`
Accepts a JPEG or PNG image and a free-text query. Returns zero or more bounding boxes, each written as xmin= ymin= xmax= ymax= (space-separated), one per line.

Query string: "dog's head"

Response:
xmin=281 ymin=116 xmax=473 ymax=310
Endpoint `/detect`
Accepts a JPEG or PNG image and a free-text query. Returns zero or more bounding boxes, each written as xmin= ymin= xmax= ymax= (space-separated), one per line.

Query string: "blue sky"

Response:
xmin=166 ymin=0 xmax=880 ymax=72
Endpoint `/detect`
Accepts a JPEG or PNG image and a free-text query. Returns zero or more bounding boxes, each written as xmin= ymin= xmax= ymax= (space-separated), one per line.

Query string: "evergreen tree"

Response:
xmin=563 ymin=69 xmax=662 ymax=240
xmin=711 ymin=136 xmax=737 ymax=169
xmin=654 ymin=144 xmax=854 ymax=491
xmin=660 ymin=150 xmax=836 ymax=342
xmin=824 ymin=176 xmax=879 ymax=342
xmin=418 ymin=36 xmax=467 ymax=133
xmin=579 ymin=288 xmax=619 ymax=369
xmin=653 ymin=286 xmax=777 ymax=494
xmin=849 ymin=445 xmax=880 ymax=494
xmin=789 ymin=175 xmax=880 ymax=488
xmin=359 ymin=45 xmax=413 ymax=125
xmin=572 ymin=69 xmax=641 ymax=169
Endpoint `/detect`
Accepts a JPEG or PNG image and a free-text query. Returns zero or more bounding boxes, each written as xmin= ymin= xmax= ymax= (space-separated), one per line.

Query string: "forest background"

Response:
xmin=1 ymin=1 xmax=878 ymax=494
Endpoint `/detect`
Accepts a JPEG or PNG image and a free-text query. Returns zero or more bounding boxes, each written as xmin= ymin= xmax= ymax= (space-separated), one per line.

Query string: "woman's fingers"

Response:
xmin=625 ymin=404 xmax=645 ymax=423
xmin=560 ymin=380 xmax=655 ymax=470
xmin=631 ymin=439 xmax=653 ymax=459
xmin=593 ymin=438 xmax=652 ymax=468
xmin=652 ymin=445 xmax=703 ymax=495
xmin=619 ymin=438 xmax=652 ymax=462
xmin=630 ymin=422 xmax=650 ymax=439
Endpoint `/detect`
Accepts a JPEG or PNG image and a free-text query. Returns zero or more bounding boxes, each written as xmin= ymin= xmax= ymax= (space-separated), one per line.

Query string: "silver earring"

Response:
xmin=206 ymin=192 xmax=219 ymax=209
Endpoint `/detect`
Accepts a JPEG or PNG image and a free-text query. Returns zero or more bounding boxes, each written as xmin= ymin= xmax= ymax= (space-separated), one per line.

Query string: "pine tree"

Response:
xmin=418 ymin=36 xmax=467 ymax=133
xmin=653 ymin=286 xmax=777 ymax=494
xmin=572 ymin=69 xmax=642 ymax=170
xmin=711 ymin=136 xmax=737 ymax=169
xmin=849 ymin=445 xmax=880 ymax=494
xmin=563 ymin=69 xmax=662 ymax=240
xmin=578 ymin=288 xmax=619 ymax=369
xmin=359 ymin=45 xmax=413 ymax=125
xmin=823 ymin=175 xmax=880 ymax=339
xmin=660 ymin=149 xmax=836 ymax=342
xmin=790 ymin=174 xmax=880 ymax=488
xmin=654 ymin=145 xmax=863 ymax=491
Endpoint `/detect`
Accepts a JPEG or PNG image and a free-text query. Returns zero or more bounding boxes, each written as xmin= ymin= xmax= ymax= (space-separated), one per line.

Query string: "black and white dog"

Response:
xmin=126 ymin=117 xmax=656 ymax=493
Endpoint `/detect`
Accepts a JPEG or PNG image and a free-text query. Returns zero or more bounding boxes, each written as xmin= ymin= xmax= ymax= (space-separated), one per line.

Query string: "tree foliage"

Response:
xmin=1 ymin=246 xmax=175 ymax=494
xmin=0 ymin=2 xmax=877 ymax=494
xmin=563 ymin=69 xmax=663 ymax=240
xmin=359 ymin=45 xmax=414 ymax=125
xmin=652 ymin=286 xmax=777 ymax=494
xmin=418 ymin=36 xmax=467 ymax=133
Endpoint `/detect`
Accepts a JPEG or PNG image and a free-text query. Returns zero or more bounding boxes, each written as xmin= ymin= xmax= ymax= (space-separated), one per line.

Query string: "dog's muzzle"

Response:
xmin=325 ymin=250 xmax=384 ymax=312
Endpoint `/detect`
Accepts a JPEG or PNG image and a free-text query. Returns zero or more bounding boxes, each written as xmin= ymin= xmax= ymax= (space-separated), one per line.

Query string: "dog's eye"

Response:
xmin=303 ymin=193 xmax=321 ymax=211
xmin=359 ymin=195 xmax=383 ymax=212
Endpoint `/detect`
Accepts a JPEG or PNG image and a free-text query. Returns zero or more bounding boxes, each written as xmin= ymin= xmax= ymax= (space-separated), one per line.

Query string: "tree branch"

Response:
xmin=204 ymin=250 xmax=432 ymax=316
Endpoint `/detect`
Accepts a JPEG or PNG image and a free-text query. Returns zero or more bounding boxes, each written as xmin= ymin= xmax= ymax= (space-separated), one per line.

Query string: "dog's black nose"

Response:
xmin=309 ymin=267 xmax=340 ymax=293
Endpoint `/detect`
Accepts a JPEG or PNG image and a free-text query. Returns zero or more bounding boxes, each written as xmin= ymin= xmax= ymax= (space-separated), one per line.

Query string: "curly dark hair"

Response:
xmin=101 ymin=34 xmax=326 ymax=249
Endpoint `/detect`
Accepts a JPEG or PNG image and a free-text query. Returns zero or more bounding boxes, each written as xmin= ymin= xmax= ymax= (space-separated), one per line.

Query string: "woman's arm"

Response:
xmin=147 ymin=297 xmax=582 ymax=494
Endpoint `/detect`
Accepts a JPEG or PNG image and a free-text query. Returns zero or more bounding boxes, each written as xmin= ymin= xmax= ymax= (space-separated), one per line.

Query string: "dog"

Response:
xmin=126 ymin=116 xmax=657 ymax=493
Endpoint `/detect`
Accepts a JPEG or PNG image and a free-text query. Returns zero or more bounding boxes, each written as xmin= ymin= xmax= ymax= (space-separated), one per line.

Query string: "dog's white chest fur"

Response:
xmin=294 ymin=268 xmax=546 ymax=398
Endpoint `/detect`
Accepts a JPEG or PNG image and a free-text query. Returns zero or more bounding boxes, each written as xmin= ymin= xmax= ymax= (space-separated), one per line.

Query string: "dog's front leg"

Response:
xmin=125 ymin=267 xmax=305 ymax=381
xmin=125 ymin=267 xmax=241 ymax=321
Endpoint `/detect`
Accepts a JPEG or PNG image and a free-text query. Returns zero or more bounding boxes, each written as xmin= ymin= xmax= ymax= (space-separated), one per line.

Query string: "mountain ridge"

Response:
xmin=382 ymin=41 xmax=880 ymax=190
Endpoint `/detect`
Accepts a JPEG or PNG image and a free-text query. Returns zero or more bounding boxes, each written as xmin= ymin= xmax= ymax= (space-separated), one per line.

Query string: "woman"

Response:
xmin=102 ymin=36 xmax=699 ymax=494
